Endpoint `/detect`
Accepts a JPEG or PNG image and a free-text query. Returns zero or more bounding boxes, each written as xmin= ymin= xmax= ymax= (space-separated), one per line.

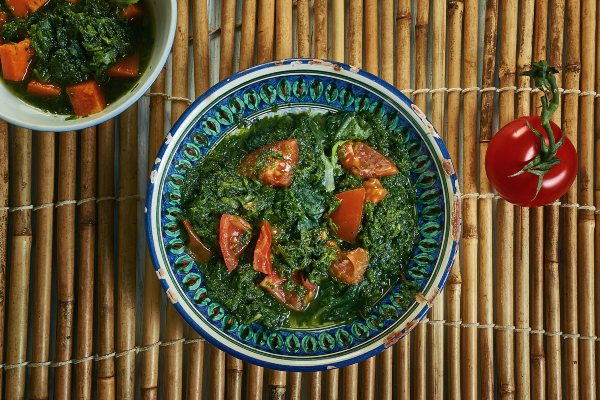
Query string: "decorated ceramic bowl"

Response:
xmin=146 ymin=59 xmax=460 ymax=371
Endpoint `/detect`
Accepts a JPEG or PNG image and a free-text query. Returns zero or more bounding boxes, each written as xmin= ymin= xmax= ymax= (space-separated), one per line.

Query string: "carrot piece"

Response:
xmin=120 ymin=4 xmax=142 ymax=21
xmin=108 ymin=52 xmax=140 ymax=78
xmin=66 ymin=81 xmax=107 ymax=116
xmin=0 ymin=39 xmax=34 ymax=81
xmin=27 ymin=0 xmax=49 ymax=13
xmin=27 ymin=80 xmax=62 ymax=97
xmin=5 ymin=0 xmax=28 ymax=18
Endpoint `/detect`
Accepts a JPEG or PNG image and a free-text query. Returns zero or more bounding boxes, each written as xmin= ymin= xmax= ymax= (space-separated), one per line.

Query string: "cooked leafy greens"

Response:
xmin=181 ymin=112 xmax=418 ymax=329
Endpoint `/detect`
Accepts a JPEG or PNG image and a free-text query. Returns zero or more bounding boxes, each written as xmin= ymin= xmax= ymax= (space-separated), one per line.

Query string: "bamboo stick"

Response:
xmin=289 ymin=372 xmax=302 ymax=400
xmin=53 ymin=131 xmax=77 ymax=400
xmin=210 ymin=347 xmax=225 ymax=400
xmin=4 ymin=127 xmax=32 ymax=400
xmin=0 ymin=120 xmax=7 ymax=400
xmin=514 ymin=0 xmax=534 ymax=399
xmin=140 ymin=69 xmax=167 ymax=400
xmin=75 ymin=127 xmax=96 ymax=400
xmin=275 ymin=0 xmax=292 ymax=60
xmin=446 ymin=1 xmax=463 ymax=399
xmin=188 ymin=2 xmax=211 ymax=397
xmin=246 ymin=363 xmax=264 ymax=400
xmin=561 ymin=0 xmax=581 ymax=399
xmin=478 ymin=0 xmax=498 ymax=397
xmin=530 ymin=1 xmax=548 ymax=398
xmin=412 ymin=2 xmax=429 ymax=399
xmin=342 ymin=364 xmax=358 ymax=400
xmin=325 ymin=368 xmax=339 ymax=400
xmin=29 ymin=132 xmax=55 ymax=400
xmin=164 ymin=1 xmax=189 ymax=398
xmin=297 ymin=0 xmax=309 ymax=58
xmin=495 ymin=1 xmax=518 ymax=398
xmin=394 ymin=4 xmax=412 ymax=397
xmin=578 ymin=0 xmax=596 ymax=397
xmin=227 ymin=356 xmax=243 ymax=400
xmin=313 ymin=0 xmax=327 ymax=59
xmin=461 ymin=0 xmax=478 ymax=398
xmin=347 ymin=0 xmax=362 ymax=68
xmin=378 ymin=347 xmax=393 ymax=400
xmin=257 ymin=0 xmax=275 ymax=63
xmin=429 ymin=1 xmax=446 ymax=399
xmin=239 ymin=0 xmax=257 ymax=70
xmin=97 ymin=119 xmax=116 ymax=400
xmin=220 ymin=0 xmax=237 ymax=79
xmin=360 ymin=358 xmax=375 ymax=400
xmin=380 ymin=0 xmax=393 ymax=83
xmin=364 ymin=0 xmax=378 ymax=75
xmin=117 ymin=105 xmax=138 ymax=400
xmin=331 ymin=0 xmax=344 ymax=62
xmin=546 ymin=1 xmax=564 ymax=398
xmin=268 ymin=370 xmax=286 ymax=400
xmin=193 ymin=0 xmax=211 ymax=92
xmin=309 ymin=372 xmax=322 ymax=400
xmin=596 ymin=3 xmax=600 ymax=397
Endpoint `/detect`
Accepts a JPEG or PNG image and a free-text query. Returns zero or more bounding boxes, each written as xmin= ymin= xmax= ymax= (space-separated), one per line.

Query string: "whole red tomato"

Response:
xmin=485 ymin=115 xmax=577 ymax=207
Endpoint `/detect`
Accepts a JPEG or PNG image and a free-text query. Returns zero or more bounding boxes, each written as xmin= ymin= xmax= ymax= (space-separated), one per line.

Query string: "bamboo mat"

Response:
xmin=1 ymin=0 xmax=599 ymax=398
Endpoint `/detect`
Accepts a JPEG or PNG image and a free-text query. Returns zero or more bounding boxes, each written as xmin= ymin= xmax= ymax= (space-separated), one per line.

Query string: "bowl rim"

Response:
xmin=146 ymin=58 xmax=461 ymax=371
xmin=0 ymin=0 xmax=177 ymax=132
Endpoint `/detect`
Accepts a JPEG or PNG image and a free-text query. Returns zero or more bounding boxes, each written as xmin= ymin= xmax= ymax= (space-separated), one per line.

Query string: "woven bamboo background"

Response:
xmin=0 ymin=0 xmax=598 ymax=398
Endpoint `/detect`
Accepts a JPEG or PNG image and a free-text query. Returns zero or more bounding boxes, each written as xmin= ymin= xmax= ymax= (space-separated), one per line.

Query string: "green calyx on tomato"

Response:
xmin=511 ymin=61 xmax=564 ymax=197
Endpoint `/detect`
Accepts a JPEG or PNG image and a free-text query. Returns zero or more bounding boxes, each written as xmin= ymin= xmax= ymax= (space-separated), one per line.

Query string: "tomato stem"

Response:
xmin=514 ymin=60 xmax=563 ymax=198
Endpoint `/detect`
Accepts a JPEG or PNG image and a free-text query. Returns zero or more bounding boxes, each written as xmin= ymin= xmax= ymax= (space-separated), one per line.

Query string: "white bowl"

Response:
xmin=0 ymin=0 xmax=177 ymax=132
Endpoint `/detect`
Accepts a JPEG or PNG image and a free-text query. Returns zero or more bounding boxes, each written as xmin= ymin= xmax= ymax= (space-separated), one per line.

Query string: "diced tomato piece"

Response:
xmin=27 ymin=80 xmax=61 ymax=97
xmin=0 ymin=39 xmax=33 ymax=81
xmin=329 ymin=188 xmax=365 ymax=243
xmin=338 ymin=141 xmax=399 ymax=178
xmin=120 ymin=4 xmax=143 ymax=21
xmin=240 ymin=139 xmax=299 ymax=187
xmin=27 ymin=0 xmax=48 ymax=13
xmin=108 ymin=52 xmax=140 ymax=78
xmin=292 ymin=271 xmax=318 ymax=303
xmin=253 ymin=221 xmax=273 ymax=274
xmin=182 ymin=219 xmax=213 ymax=263
xmin=219 ymin=214 xmax=252 ymax=272
xmin=5 ymin=0 xmax=28 ymax=18
xmin=363 ymin=178 xmax=388 ymax=204
xmin=66 ymin=81 xmax=107 ymax=116
xmin=260 ymin=272 xmax=315 ymax=312
xmin=330 ymin=247 xmax=370 ymax=285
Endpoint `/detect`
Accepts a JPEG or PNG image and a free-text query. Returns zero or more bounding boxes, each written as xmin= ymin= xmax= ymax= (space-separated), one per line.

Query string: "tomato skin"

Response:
xmin=485 ymin=116 xmax=577 ymax=207
xmin=260 ymin=273 xmax=315 ymax=312
xmin=363 ymin=178 xmax=388 ymax=203
xmin=219 ymin=214 xmax=252 ymax=272
xmin=330 ymin=188 xmax=366 ymax=242
xmin=240 ymin=139 xmax=299 ymax=187
xmin=338 ymin=141 xmax=399 ymax=178
xmin=253 ymin=221 xmax=273 ymax=274
xmin=330 ymin=247 xmax=370 ymax=285
xmin=182 ymin=219 xmax=213 ymax=263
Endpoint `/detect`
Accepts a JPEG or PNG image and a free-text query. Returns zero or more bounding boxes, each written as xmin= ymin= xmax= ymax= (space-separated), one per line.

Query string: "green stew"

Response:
xmin=181 ymin=112 xmax=419 ymax=329
xmin=0 ymin=0 xmax=154 ymax=116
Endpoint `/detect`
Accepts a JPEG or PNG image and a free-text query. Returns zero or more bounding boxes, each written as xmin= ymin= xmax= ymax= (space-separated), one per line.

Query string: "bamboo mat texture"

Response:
xmin=0 ymin=0 xmax=598 ymax=398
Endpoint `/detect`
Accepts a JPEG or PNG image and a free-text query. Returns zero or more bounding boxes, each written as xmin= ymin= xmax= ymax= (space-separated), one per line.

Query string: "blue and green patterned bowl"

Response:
xmin=146 ymin=59 xmax=460 ymax=371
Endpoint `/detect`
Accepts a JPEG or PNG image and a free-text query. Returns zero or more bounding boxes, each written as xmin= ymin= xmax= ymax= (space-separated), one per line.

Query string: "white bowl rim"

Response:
xmin=0 ymin=0 xmax=177 ymax=132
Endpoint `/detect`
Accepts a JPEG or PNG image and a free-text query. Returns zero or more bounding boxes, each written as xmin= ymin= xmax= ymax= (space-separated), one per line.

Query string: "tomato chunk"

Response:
xmin=330 ymin=188 xmax=365 ymax=243
xmin=27 ymin=80 xmax=61 ymax=97
xmin=108 ymin=52 xmax=140 ymax=78
xmin=338 ymin=141 xmax=399 ymax=178
xmin=120 ymin=4 xmax=143 ymax=21
xmin=0 ymin=39 xmax=34 ymax=81
xmin=27 ymin=0 xmax=48 ymax=13
xmin=363 ymin=178 xmax=388 ymax=203
xmin=66 ymin=80 xmax=106 ymax=116
xmin=219 ymin=214 xmax=252 ymax=272
xmin=6 ymin=0 xmax=28 ymax=18
xmin=240 ymin=139 xmax=299 ymax=187
xmin=182 ymin=219 xmax=213 ymax=263
xmin=330 ymin=247 xmax=370 ymax=285
xmin=253 ymin=221 xmax=273 ymax=274
xmin=260 ymin=272 xmax=316 ymax=312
